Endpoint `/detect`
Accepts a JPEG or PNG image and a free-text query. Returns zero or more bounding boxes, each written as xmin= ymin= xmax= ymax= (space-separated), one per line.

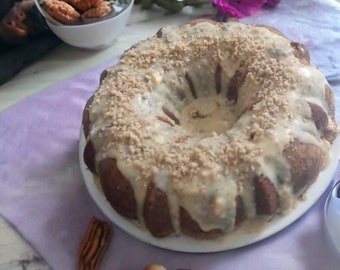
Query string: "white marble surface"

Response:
xmin=0 ymin=5 xmax=214 ymax=270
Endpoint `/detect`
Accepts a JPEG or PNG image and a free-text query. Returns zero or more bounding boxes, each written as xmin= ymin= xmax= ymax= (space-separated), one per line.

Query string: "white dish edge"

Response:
xmin=79 ymin=132 xmax=340 ymax=253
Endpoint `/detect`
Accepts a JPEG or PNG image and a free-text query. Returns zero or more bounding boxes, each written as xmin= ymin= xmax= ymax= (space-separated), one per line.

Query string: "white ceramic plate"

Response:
xmin=79 ymin=132 xmax=340 ymax=253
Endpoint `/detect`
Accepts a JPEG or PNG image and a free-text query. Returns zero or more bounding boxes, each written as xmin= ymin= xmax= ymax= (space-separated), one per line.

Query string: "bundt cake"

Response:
xmin=82 ymin=20 xmax=338 ymax=240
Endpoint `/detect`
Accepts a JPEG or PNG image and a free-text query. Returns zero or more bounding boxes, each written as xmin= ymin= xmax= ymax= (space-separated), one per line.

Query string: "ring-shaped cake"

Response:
xmin=82 ymin=20 xmax=338 ymax=240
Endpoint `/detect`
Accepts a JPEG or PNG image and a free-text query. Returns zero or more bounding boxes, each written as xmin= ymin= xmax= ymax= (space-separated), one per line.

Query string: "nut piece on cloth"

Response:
xmin=143 ymin=264 xmax=193 ymax=270
xmin=143 ymin=264 xmax=167 ymax=270
xmin=77 ymin=216 xmax=113 ymax=270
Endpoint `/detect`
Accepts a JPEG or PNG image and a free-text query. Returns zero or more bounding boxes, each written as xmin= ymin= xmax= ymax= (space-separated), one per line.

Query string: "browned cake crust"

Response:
xmin=143 ymin=182 xmax=174 ymax=237
xmin=179 ymin=207 xmax=223 ymax=239
xmin=98 ymin=158 xmax=137 ymax=220
xmin=82 ymin=20 xmax=338 ymax=240
xmin=283 ymin=140 xmax=325 ymax=194
xmin=254 ymin=175 xmax=279 ymax=215
xmin=82 ymin=95 xmax=93 ymax=139
xmin=84 ymin=140 xmax=96 ymax=174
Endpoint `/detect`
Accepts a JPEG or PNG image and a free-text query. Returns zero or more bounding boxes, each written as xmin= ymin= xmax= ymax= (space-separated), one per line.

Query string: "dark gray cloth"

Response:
xmin=0 ymin=0 xmax=61 ymax=86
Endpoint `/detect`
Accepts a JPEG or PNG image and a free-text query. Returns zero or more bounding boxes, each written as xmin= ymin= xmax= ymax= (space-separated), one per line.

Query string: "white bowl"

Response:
xmin=34 ymin=0 xmax=133 ymax=49
xmin=324 ymin=181 xmax=340 ymax=257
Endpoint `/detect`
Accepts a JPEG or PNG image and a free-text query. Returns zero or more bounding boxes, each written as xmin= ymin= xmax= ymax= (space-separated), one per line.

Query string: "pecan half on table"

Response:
xmin=77 ymin=216 xmax=113 ymax=270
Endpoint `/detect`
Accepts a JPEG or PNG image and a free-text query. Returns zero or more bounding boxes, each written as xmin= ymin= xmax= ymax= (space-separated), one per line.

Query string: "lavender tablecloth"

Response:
xmin=1 ymin=1 xmax=340 ymax=269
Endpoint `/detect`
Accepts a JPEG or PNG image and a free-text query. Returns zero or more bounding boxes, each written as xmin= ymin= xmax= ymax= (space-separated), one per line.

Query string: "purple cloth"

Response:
xmin=1 ymin=1 xmax=340 ymax=269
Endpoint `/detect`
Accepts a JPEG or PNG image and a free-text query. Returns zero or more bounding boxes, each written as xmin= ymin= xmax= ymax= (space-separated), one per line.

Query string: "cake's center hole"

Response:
xmin=180 ymin=96 xmax=237 ymax=136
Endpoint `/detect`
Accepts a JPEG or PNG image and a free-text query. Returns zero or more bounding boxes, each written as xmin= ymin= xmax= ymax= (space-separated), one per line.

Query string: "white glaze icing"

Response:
xmin=86 ymin=21 xmax=338 ymax=237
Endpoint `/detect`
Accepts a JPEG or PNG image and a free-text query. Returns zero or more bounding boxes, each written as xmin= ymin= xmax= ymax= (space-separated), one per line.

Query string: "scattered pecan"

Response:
xmin=143 ymin=264 xmax=167 ymax=270
xmin=77 ymin=216 xmax=113 ymax=270
xmin=142 ymin=264 xmax=192 ymax=270
xmin=44 ymin=0 xmax=81 ymax=24
xmin=43 ymin=0 xmax=113 ymax=24
xmin=81 ymin=1 xmax=112 ymax=19
xmin=65 ymin=0 xmax=103 ymax=12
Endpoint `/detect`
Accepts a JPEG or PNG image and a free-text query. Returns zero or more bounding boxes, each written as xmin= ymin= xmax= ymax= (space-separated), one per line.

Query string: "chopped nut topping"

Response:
xmin=85 ymin=21 xmax=337 ymax=234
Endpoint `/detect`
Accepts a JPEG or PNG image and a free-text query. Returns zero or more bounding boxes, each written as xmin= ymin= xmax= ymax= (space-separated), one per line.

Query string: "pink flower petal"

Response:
xmin=212 ymin=0 xmax=278 ymax=18
xmin=265 ymin=0 xmax=280 ymax=7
